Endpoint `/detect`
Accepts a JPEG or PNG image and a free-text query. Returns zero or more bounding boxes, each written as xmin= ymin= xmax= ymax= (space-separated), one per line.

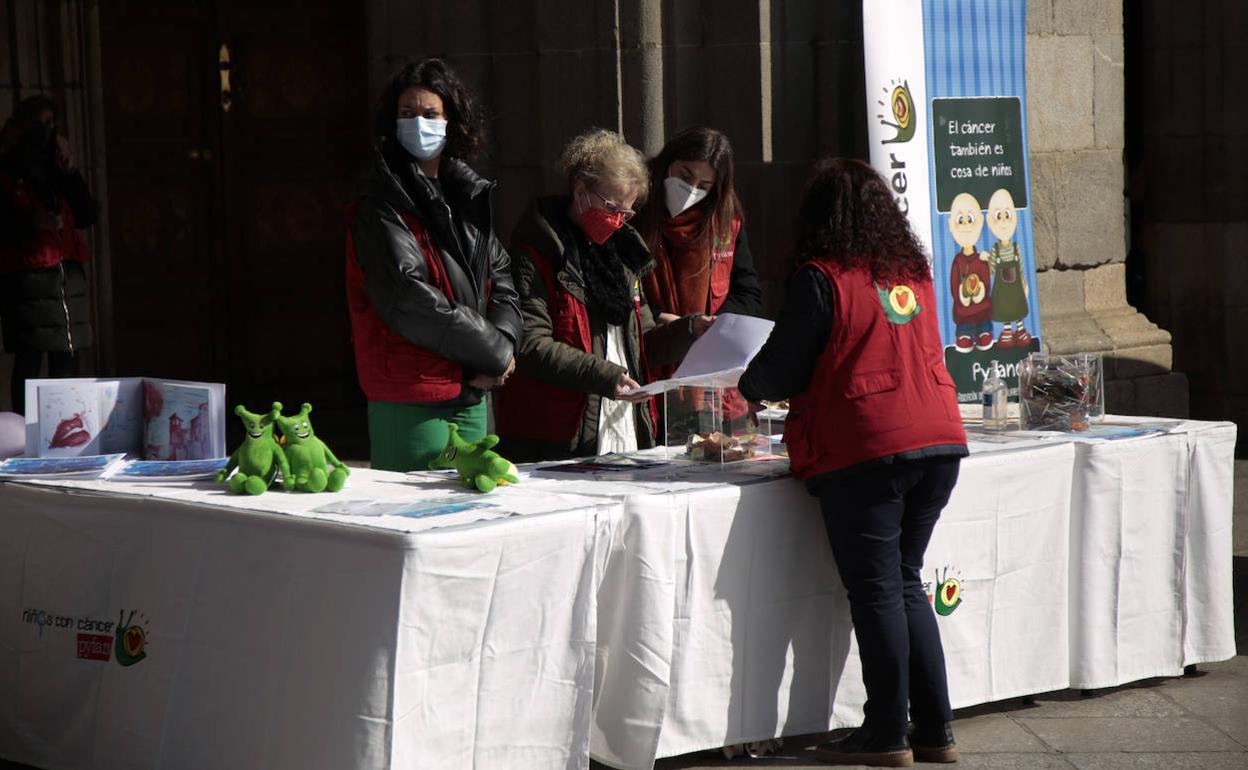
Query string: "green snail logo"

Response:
xmin=875 ymin=282 xmax=921 ymax=324
xmin=930 ymin=567 xmax=963 ymax=616
xmin=114 ymin=610 xmax=149 ymax=666
xmin=878 ymin=79 xmax=917 ymax=144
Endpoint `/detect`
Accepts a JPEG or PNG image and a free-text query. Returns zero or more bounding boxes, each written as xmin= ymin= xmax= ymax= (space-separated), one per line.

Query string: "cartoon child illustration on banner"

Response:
xmin=985 ymin=188 xmax=1032 ymax=348
xmin=947 ymin=192 xmax=993 ymax=353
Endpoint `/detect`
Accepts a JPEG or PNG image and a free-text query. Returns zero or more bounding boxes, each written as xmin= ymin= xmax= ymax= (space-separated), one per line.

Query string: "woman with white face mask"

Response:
xmin=345 ymin=59 xmax=521 ymax=471
xmin=634 ymin=126 xmax=763 ymax=434
xmin=636 ymin=126 xmax=763 ymax=337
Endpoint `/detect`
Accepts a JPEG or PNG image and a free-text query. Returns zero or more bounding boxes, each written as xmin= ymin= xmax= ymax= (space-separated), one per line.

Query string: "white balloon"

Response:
xmin=0 ymin=412 xmax=24 ymax=458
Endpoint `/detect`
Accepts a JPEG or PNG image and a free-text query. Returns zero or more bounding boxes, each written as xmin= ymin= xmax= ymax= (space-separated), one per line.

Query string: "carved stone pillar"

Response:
xmin=1027 ymin=0 xmax=1186 ymax=416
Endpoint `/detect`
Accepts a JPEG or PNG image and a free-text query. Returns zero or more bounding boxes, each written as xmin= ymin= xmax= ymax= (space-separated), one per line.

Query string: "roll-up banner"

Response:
xmin=864 ymin=0 xmax=1043 ymax=402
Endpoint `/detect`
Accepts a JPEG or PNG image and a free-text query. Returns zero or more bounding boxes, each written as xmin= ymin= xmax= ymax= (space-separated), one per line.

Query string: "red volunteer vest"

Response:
xmin=345 ymin=201 xmax=464 ymax=403
xmin=784 ymin=260 xmax=966 ymax=479
xmin=0 ymin=173 xmax=89 ymax=274
xmin=494 ymin=244 xmax=659 ymax=444
xmin=706 ymin=217 xmax=741 ymax=315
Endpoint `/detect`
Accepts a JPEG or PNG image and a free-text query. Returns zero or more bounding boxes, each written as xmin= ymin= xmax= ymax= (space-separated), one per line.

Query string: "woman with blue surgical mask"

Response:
xmin=344 ymin=59 xmax=521 ymax=471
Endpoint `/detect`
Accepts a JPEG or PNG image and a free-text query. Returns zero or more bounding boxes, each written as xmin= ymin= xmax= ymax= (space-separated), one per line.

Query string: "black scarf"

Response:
xmin=574 ymin=233 xmax=634 ymax=327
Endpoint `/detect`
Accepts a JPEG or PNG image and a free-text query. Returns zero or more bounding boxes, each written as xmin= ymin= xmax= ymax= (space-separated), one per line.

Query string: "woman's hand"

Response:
xmin=468 ymin=357 xmax=516 ymax=391
xmin=656 ymin=312 xmax=681 ymax=325
xmin=54 ymin=134 xmax=75 ymax=172
xmin=691 ymin=314 xmax=715 ymax=337
xmin=612 ymin=372 xmax=650 ymax=403
xmin=34 ymin=210 xmax=63 ymax=232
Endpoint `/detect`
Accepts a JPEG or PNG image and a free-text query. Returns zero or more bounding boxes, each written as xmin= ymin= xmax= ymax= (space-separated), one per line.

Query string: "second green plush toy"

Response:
xmin=275 ymin=402 xmax=349 ymax=493
xmin=429 ymin=423 xmax=519 ymax=493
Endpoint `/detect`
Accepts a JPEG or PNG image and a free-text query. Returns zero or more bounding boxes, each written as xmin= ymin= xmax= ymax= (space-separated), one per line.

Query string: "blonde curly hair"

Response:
xmin=558 ymin=128 xmax=650 ymax=204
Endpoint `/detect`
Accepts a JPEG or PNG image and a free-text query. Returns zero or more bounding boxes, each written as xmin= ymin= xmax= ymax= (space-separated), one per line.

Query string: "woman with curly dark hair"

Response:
xmin=345 ymin=59 xmax=521 ymax=471
xmin=740 ymin=158 xmax=967 ymax=767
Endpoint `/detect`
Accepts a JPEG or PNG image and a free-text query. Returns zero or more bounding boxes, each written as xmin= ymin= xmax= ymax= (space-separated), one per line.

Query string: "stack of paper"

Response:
xmin=632 ymin=313 xmax=775 ymax=397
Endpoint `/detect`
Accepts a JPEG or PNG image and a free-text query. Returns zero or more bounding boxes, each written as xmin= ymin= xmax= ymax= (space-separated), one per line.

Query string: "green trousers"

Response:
xmin=367 ymin=399 xmax=487 ymax=472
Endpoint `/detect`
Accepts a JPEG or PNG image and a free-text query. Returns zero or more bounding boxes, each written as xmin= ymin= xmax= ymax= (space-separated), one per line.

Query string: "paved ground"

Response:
xmin=625 ymin=460 xmax=1248 ymax=770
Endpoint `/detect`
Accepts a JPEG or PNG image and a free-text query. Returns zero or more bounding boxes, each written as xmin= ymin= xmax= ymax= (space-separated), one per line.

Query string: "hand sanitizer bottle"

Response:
xmin=982 ymin=360 xmax=1009 ymax=431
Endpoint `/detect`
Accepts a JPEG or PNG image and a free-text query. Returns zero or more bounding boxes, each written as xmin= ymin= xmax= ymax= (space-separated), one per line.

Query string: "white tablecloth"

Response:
xmin=1068 ymin=422 xmax=1239 ymax=687
xmin=559 ymin=419 xmax=1237 ymax=770
xmin=0 ymin=418 xmax=1236 ymax=770
xmin=0 ymin=473 xmax=617 ymax=770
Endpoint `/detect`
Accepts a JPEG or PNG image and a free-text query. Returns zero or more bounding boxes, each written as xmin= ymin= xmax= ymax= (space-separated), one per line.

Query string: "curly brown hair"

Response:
xmin=374 ymin=59 xmax=485 ymax=160
xmin=558 ymin=128 xmax=650 ymax=204
xmin=794 ymin=157 xmax=930 ymax=283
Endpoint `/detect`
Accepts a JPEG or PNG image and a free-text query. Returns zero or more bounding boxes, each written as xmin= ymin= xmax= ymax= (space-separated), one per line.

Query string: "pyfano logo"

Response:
xmin=876 ymin=78 xmax=917 ymax=215
xmin=877 ymin=79 xmax=916 ymax=144
xmin=114 ymin=610 xmax=149 ymax=666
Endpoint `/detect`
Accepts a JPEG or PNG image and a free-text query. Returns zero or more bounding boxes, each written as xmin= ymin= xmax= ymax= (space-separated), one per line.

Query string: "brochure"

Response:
xmin=24 ymin=377 xmax=226 ymax=461
xmin=631 ymin=313 xmax=775 ymax=396
xmin=0 ymin=453 xmax=126 ymax=479
xmin=107 ymin=458 xmax=230 ymax=481
xmin=310 ymin=498 xmax=500 ymax=519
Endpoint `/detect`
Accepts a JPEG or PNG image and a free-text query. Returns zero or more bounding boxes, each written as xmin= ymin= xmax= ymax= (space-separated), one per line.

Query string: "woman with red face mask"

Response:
xmin=495 ymin=129 xmax=693 ymax=462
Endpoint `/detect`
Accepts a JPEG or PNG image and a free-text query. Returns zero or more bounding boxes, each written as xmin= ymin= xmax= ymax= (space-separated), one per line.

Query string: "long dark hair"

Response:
xmin=0 ymin=95 xmax=57 ymax=157
xmin=373 ymin=59 xmax=485 ymax=160
xmin=637 ymin=126 xmax=741 ymax=249
xmin=794 ymin=157 xmax=929 ymax=283
xmin=0 ymin=95 xmax=60 ymax=208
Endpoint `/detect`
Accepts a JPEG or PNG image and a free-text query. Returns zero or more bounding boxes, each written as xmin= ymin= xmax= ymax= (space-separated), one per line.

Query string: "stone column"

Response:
xmin=1027 ymin=0 xmax=1187 ymax=416
xmin=618 ymin=0 xmax=664 ymax=156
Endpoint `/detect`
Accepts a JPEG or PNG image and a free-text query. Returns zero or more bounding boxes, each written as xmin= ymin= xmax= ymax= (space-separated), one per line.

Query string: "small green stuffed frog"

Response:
xmin=217 ymin=402 xmax=289 ymax=495
xmin=274 ymin=402 xmax=349 ymax=493
xmin=428 ymin=422 xmax=519 ymax=493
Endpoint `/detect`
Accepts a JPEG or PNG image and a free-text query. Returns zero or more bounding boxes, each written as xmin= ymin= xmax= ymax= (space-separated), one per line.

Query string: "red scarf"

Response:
xmin=643 ymin=206 xmax=718 ymax=316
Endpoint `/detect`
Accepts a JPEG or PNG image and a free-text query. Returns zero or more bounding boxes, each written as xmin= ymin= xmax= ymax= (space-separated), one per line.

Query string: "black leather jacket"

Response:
xmin=349 ymin=145 xmax=522 ymax=404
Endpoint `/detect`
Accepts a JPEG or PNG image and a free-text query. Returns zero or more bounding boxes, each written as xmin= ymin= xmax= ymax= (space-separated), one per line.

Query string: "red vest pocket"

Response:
xmin=844 ymin=370 xmax=900 ymax=399
xmin=931 ymin=362 xmax=960 ymax=421
xmin=375 ymin=331 xmax=463 ymax=401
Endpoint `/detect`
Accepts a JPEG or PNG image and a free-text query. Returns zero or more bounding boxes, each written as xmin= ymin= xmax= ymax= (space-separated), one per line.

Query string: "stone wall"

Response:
xmin=1027 ymin=0 xmax=1187 ymax=417
xmin=365 ymin=0 xmax=866 ymax=312
xmin=366 ymin=2 xmax=1185 ymax=417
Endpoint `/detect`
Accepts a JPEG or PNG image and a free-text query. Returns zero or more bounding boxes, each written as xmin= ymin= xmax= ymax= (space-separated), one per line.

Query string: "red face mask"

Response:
xmin=577 ymin=196 xmax=628 ymax=245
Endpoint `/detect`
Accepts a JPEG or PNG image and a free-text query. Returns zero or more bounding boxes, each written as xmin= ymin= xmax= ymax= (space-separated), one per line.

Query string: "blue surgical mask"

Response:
xmin=396 ymin=116 xmax=447 ymax=161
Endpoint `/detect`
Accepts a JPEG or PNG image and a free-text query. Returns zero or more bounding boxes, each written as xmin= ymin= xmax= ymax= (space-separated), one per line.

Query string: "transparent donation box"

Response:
xmin=658 ymin=385 xmax=785 ymax=467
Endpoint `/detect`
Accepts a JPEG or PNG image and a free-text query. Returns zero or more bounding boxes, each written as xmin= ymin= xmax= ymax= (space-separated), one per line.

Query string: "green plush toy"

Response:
xmin=429 ymin=423 xmax=519 ymax=493
xmin=217 ymin=402 xmax=289 ymax=495
xmin=274 ymin=402 xmax=349 ymax=493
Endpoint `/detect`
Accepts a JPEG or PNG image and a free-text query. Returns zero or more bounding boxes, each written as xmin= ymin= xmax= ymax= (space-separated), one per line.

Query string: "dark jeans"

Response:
xmin=10 ymin=350 xmax=77 ymax=415
xmin=816 ymin=456 xmax=961 ymax=739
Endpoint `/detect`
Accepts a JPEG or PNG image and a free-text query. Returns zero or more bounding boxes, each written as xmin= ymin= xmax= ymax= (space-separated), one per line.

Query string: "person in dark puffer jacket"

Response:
xmin=0 ymin=95 xmax=96 ymax=415
xmin=345 ymin=60 xmax=522 ymax=471
xmin=740 ymin=158 xmax=967 ymax=768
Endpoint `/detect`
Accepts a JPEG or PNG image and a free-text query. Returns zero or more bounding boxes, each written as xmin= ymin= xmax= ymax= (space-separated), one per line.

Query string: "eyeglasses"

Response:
xmin=588 ymin=188 xmax=636 ymax=222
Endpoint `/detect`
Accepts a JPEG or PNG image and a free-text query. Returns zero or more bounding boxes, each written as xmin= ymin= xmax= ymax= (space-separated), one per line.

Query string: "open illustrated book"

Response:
xmin=631 ymin=313 xmax=776 ymax=397
xmin=19 ymin=378 xmax=227 ymax=478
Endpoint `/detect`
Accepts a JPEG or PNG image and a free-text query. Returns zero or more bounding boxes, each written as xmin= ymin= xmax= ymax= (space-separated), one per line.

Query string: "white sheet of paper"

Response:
xmin=631 ymin=313 xmax=775 ymax=396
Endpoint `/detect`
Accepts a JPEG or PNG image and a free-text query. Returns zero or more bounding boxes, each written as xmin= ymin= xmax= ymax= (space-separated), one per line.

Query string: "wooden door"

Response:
xmin=101 ymin=0 xmax=369 ymax=455
xmin=101 ymin=0 xmax=225 ymax=383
